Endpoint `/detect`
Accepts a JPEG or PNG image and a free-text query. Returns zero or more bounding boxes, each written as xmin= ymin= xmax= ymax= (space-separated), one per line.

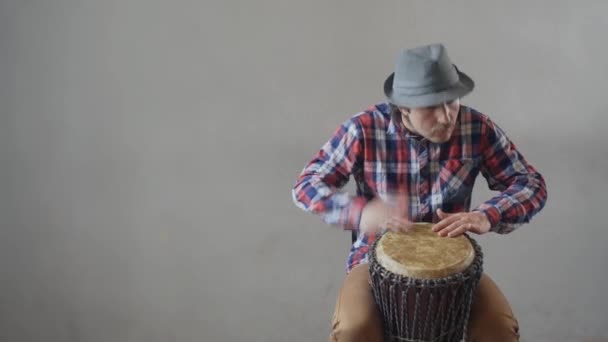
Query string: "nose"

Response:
xmin=438 ymin=103 xmax=451 ymax=124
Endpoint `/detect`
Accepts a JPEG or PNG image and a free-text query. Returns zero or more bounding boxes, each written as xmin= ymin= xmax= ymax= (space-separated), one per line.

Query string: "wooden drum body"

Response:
xmin=368 ymin=223 xmax=483 ymax=342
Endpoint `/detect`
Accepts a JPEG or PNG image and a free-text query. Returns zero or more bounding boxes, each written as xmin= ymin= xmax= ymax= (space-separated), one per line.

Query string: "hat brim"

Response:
xmin=383 ymin=69 xmax=475 ymax=108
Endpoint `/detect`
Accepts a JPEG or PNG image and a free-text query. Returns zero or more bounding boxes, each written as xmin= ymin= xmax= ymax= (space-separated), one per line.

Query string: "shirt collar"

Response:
xmin=386 ymin=112 xmax=423 ymax=140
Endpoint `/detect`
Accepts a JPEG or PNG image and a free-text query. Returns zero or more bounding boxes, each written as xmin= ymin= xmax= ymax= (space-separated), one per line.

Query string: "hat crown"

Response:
xmin=383 ymin=43 xmax=474 ymax=108
xmin=393 ymin=44 xmax=459 ymax=92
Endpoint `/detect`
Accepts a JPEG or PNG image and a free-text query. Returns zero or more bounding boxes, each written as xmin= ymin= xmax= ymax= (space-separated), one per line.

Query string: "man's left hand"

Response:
xmin=431 ymin=209 xmax=491 ymax=237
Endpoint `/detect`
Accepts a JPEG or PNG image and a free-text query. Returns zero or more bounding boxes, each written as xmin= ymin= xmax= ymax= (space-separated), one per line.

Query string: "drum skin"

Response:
xmin=375 ymin=223 xmax=475 ymax=279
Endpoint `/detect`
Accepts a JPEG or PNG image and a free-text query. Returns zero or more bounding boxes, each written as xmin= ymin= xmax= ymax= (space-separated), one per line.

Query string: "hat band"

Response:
xmin=393 ymin=77 xmax=460 ymax=96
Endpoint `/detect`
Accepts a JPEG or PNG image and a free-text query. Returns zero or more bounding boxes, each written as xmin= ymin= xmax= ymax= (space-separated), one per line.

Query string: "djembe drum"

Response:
xmin=368 ymin=223 xmax=483 ymax=342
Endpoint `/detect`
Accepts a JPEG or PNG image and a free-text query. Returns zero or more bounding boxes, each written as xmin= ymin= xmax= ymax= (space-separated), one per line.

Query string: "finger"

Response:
xmin=432 ymin=213 xmax=462 ymax=232
xmin=447 ymin=224 xmax=471 ymax=238
xmin=386 ymin=222 xmax=402 ymax=233
xmin=386 ymin=217 xmax=414 ymax=233
xmin=436 ymin=219 xmax=467 ymax=237
xmin=384 ymin=217 xmax=398 ymax=232
xmin=394 ymin=218 xmax=414 ymax=233
xmin=436 ymin=208 xmax=451 ymax=219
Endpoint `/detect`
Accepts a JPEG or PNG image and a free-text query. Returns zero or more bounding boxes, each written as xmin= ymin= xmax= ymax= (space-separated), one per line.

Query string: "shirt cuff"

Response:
xmin=343 ymin=197 xmax=368 ymax=231
xmin=474 ymin=205 xmax=502 ymax=232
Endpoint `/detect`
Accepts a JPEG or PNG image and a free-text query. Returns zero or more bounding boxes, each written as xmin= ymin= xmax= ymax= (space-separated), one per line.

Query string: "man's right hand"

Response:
xmin=359 ymin=196 xmax=412 ymax=235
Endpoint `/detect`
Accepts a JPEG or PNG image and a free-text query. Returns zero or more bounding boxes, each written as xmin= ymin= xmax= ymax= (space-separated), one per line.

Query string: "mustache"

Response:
xmin=431 ymin=123 xmax=455 ymax=133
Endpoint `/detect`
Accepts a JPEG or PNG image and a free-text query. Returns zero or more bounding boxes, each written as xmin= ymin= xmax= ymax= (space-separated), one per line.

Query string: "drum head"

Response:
xmin=375 ymin=222 xmax=475 ymax=279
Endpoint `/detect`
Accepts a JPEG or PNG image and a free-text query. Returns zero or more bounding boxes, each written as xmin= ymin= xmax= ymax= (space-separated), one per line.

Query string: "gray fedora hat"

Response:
xmin=384 ymin=43 xmax=474 ymax=108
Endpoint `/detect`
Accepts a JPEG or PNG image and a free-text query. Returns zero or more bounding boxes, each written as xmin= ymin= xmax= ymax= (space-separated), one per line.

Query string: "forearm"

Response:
xmin=476 ymin=172 xmax=547 ymax=234
xmin=292 ymin=172 xmax=368 ymax=230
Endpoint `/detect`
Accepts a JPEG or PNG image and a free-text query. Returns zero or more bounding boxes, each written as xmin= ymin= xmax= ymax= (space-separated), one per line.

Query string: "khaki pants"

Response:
xmin=329 ymin=264 xmax=520 ymax=342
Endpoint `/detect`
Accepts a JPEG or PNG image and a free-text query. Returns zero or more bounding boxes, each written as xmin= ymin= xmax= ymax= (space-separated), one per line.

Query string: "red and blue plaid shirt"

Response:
xmin=292 ymin=103 xmax=547 ymax=272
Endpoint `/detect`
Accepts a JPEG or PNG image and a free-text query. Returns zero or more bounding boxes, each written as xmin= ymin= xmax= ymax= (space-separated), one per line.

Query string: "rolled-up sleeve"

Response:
xmin=474 ymin=117 xmax=548 ymax=234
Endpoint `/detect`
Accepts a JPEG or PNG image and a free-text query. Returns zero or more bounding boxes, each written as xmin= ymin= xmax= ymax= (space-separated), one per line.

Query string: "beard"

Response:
xmin=430 ymin=126 xmax=454 ymax=137
xmin=431 ymin=122 xmax=454 ymax=134
xmin=428 ymin=124 xmax=455 ymax=143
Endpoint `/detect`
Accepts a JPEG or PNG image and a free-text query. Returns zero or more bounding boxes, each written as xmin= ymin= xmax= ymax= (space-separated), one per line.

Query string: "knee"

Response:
xmin=467 ymin=274 xmax=520 ymax=342
xmin=329 ymin=317 xmax=383 ymax=342
xmin=467 ymin=312 xmax=520 ymax=342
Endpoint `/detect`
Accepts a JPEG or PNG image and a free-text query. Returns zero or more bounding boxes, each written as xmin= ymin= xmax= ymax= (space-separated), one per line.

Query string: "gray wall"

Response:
xmin=1 ymin=1 xmax=607 ymax=341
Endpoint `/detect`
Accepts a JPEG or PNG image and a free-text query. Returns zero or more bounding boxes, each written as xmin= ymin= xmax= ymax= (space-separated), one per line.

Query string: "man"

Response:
xmin=291 ymin=43 xmax=547 ymax=341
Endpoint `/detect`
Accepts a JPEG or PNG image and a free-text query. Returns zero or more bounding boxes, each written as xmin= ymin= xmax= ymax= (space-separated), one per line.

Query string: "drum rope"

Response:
xmin=369 ymin=233 xmax=484 ymax=342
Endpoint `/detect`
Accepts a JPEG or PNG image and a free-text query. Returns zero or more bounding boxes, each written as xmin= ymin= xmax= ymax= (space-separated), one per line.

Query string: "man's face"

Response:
xmin=399 ymin=99 xmax=460 ymax=143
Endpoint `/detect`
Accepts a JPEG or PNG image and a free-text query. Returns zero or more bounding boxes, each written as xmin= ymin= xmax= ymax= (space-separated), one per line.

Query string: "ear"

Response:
xmin=399 ymin=107 xmax=411 ymax=115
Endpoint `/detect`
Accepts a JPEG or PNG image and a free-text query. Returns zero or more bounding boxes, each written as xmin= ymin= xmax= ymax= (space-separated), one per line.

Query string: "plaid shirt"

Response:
xmin=292 ymin=103 xmax=547 ymax=272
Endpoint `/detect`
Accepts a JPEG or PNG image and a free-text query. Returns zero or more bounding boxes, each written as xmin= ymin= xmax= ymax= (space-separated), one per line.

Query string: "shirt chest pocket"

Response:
xmin=436 ymin=158 xmax=478 ymax=201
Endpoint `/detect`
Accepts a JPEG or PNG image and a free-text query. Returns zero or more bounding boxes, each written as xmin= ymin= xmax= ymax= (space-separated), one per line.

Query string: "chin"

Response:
xmin=429 ymin=131 xmax=454 ymax=143
xmin=429 ymin=137 xmax=450 ymax=143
